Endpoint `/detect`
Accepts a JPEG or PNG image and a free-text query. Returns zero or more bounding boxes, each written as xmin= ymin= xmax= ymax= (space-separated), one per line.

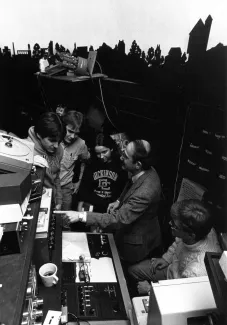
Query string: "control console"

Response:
xmin=64 ymin=282 xmax=127 ymax=321
xmin=62 ymin=233 xmax=128 ymax=322
xmin=87 ymin=233 xmax=111 ymax=258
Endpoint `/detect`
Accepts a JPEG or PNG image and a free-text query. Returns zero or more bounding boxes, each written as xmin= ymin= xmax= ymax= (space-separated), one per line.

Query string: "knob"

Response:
xmin=22 ymin=311 xmax=29 ymax=318
xmin=33 ymin=297 xmax=44 ymax=308
xmin=113 ymin=303 xmax=120 ymax=313
xmin=21 ymin=317 xmax=29 ymax=325
xmin=80 ymin=310 xmax=85 ymax=316
xmin=32 ymin=309 xmax=43 ymax=319
xmin=26 ymin=285 xmax=32 ymax=297
xmin=89 ymin=308 xmax=95 ymax=315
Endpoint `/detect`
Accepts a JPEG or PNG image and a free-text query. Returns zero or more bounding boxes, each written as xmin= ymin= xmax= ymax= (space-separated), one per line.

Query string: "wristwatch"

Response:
xmin=78 ymin=212 xmax=86 ymax=223
xmin=78 ymin=213 xmax=84 ymax=222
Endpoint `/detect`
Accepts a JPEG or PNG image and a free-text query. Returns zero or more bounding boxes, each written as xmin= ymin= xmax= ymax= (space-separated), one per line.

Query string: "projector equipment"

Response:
xmin=0 ymin=133 xmax=34 ymax=205
xmin=0 ymin=133 xmax=34 ymax=171
xmin=146 ymin=276 xmax=216 ymax=325
xmin=132 ymin=296 xmax=149 ymax=325
xmin=0 ymin=168 xmax=31 ymax=205
xmin=46 ymin=51 xmax=97 ymax=77
xmin=0 ymin=219 xmax=29 ymax=255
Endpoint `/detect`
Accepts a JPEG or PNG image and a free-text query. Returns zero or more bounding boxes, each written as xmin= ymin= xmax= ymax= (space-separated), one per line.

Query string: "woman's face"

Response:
xmin=169 ymin=217 xmax=194 ymax=243
xmin=95 ymin=145 xmax=112 ymax=163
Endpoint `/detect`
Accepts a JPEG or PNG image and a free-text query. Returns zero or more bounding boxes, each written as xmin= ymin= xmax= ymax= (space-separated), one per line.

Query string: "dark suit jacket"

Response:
xmin=86 ymin=168 xmax=162 ymax=263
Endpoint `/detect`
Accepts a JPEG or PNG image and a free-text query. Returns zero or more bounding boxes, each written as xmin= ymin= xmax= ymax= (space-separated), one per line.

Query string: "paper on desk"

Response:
xmin=90 ymin=257 xmax=117 ymax=283
xmin=62 ymin=232 xmax=91 ymax=262
xmin=0 ymin=204 xmax=23 ymax=224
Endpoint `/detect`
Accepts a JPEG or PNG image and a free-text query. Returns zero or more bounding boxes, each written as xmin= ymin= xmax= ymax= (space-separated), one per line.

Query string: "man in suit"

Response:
xmin=56 ymin=139 xmax=162 ymax=264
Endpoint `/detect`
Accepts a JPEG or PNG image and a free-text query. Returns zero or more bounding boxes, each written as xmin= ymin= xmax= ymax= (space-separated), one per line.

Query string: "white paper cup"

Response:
xmin=39 ymin=263 xmax=59 ymax=287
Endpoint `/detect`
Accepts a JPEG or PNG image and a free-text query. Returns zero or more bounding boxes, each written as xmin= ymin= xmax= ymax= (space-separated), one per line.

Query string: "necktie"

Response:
xmin=119 ymin=178 xmax=133 ymax=203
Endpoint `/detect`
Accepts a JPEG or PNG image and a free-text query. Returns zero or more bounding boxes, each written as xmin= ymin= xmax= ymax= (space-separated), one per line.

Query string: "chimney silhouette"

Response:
xmin=187 ymin=15 xmax=213 ymax=59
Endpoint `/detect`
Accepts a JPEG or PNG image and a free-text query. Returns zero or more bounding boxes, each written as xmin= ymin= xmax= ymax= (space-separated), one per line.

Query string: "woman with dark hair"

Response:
xmin=77 ymin=133 xmax=128 ymax=213
xmin=60 ymin=110 xmax=90 ymax=210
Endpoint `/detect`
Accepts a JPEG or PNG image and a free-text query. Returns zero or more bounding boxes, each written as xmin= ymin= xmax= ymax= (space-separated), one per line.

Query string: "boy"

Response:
xmin=128 ymin=199 xmax=221 ymax=295
xmin=27 ymin=112 xmax=64 ymax=210
xmin=60 ymin=110 xmax=90 ymax=210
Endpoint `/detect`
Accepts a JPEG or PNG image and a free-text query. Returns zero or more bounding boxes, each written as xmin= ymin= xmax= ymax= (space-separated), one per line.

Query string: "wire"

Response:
xmin=172 ymin=105 xmax=191 ymax=203
xmin=67 ymin=313 xmax=91 ymax=325
xmin=98 ymin=78 xmax=119 ymax=132
xmin=95 ymin=60 xmax=103 ymax=74
xmin=96 ymin=60 xmax=119 ymax=128
xmin=68 ymin=312 xmax=79 ymax=325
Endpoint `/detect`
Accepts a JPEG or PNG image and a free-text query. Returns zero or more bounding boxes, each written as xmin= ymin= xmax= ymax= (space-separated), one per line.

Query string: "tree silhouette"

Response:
xmin=149 ymin=44 xmax=165 ymax=67
xmin=146 ymin=47 xmax=154 ymax=66
xmin=141 ymin=51 xmax=146 ymax=62
xmin=114 ymin=40 xmax=125 ymax=54
xmin=55 ymin=43 xmax=60 ymax=52
xmin=59 ymin=45 xmax=66 ymax=53
xmin=128 ymin=40 xmax=142 ymax=58
xmin=48 ymin=41 xmax=54 ymax=56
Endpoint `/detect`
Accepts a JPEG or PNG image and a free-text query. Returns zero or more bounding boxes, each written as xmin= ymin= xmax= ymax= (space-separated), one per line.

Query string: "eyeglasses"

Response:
xmin=121 ymin=149 xmax=130 ymax=159
xmin=169 ymin=219 xmax=194 ymax=234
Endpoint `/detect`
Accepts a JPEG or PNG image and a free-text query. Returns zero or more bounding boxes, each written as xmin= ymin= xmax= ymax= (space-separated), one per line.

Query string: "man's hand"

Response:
xmin=137 ymin=281 xmax=151 ymax=295
xmin=53 ymin=210 xmax=80 ymax=224
xmin=150 ymin=258 xmax=168 ymax=274
xmin=107 ymin=200 xmax=120 ymax=213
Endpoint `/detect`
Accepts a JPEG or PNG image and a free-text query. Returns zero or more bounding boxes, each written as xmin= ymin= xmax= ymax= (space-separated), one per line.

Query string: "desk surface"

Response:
xmin=37 ymin=232 xmax=133 ymax=325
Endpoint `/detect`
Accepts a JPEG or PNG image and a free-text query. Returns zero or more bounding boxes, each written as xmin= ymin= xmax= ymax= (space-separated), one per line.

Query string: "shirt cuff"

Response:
xmin=79 ymin=212 xmax=87 ymax=223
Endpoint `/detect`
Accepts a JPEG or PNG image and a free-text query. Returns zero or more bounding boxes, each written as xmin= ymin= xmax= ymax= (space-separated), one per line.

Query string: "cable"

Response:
xmin=98 ymin=78 xmax=119 ymax=132
xmin=67 ymin=313 xmax=91 ymax=325
xmin=95 ymin=61 xmax=116 ymax=126
xmin=95 ymin=60 xmax=103 ymax=74
xmin=68 ymin=312 xmax=79 ymax=325
xmin=95 ymin=95 xmax=118 ymax=116
xmin=172 ymin=105 xmax=191 ymax=203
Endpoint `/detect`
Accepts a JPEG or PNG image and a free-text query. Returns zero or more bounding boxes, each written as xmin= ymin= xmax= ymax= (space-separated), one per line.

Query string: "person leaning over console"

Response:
xmin=60 ymin=110 xmax=90 ymax=210
xmin=77 ymin=133 xmax=128 ymax=214
xmin=27 ymin=112 xmax=64 ymax=210
xmin=55 ymin=140 xmax=163 ymax=265
xmin=128 ymin=199 xmax=221 ymax=296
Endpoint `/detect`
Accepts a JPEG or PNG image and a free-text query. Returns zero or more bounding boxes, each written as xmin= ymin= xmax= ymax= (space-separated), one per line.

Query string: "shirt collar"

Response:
xmin=132 ymin=171 xmax=145 ymax=183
